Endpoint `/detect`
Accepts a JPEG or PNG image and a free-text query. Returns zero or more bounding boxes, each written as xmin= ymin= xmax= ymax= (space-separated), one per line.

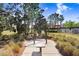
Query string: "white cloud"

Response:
xmin=56 ymin=3 xmax=70 ymax=15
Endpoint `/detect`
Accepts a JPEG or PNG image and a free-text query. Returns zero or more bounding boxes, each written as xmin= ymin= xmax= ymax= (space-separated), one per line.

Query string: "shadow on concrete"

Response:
xmin=32 ymin=51 xmax=42 ymax=56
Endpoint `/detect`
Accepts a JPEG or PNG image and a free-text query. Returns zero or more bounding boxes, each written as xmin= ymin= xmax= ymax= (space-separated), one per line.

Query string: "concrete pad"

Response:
xmin=21 ymin=39 xmax=62 ymax=56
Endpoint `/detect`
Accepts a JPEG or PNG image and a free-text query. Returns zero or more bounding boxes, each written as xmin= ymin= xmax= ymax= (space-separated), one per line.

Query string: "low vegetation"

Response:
xmin=0 ymin=30 xmax=24 ymax=56
xmin=1 ymin=30 xmax=17 ymax=35
xmin=48 ymin=32 xmax=79 ymax=56
xmin=73 ymin=49 xmax=79 ymax=56
xmin=0 ymin=41 xmax=23 ymax=56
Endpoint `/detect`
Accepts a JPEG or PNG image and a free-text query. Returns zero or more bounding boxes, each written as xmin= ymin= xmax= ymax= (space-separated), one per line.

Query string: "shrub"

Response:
xmin=19 ymin=33 xmax=25 ymax=41
xmin=52 ymin=34 xmax=66 ymax=42
xmin=73 ymin=40 xmax=79 ymax=48
xmin=8 ymin=41 xmax=21 ymax=56
xmin=53 ymin=37 xmax=59 ymax=41
xmin=56 ymin=40 xmax=62 ymax=49
xmin=63 ymin=46 xmax=75 ymax=56
xmin=17 ymin=42 xmax=23 ymax=47
xmin=1 ymin=35 xmax=10 ymax=41
xmin=0 ymin=52 xmax=13 ymax=56
xmin=12 ymin=44 xmax=21 ymax=56
xmin=3 ymin=45 xmax=14 ymax=56
xmin=0 ymin=35 xmax=10 ymax=46
xmin=65 ymin=37 xmax=77 ymax=45
xmin=58 ymin=37 xmax=65 ymax=41
xmin=73 ymin=49 xmax=79 ymax=56
xmin=53 ymin=36 xmax=59 ymax=41
xmin=56 ymin=41 xmax=72 ymax=52
xmin=1 ymin=30 xmax=16 ymax=36
xmin=12 ymin=33 xmax=25 ymax=42
xmin=12 ymin=34 xmax=19 ymax=42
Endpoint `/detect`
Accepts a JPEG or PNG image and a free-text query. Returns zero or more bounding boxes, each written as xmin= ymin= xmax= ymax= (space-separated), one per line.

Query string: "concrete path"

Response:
xmin=21 ymin=39 xmax=62 ymax=56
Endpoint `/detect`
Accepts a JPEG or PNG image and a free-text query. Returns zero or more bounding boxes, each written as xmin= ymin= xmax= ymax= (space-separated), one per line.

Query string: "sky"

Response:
xmin=39 ymin=3 xmax=79 ymax=23
xmin=3 ymin=3 xmax=79 ymax=23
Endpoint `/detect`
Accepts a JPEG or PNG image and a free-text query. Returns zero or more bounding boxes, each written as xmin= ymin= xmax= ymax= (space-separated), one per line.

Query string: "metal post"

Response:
xmin=39 ymin=47 xmax=42 ymax=56
xmin=34 ymin=39 xmax=35 ymax=44
xmin=33 ymin=34 xmax=36 ymax=44
xmin=46 ymin=39 xmax=47 ymax=44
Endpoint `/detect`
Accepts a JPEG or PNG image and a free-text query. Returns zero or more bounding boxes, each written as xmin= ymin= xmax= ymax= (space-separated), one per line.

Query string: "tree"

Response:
xmin=64 ymin=20 xmax=76 ymax=28
xmin=48 ymin=13 xmax=59 ymax=27
xmin=58 ymin=15 xmax=64 ymax=26
xmin=0 ymin=4 xmax=9 ymax=34
xmin=63 ymin=20 xmax=79 ymax=33
xmin=48 ymin=13 xmax=64 ymax=28
xmin=75 ymin=22 xmax=79 ymax=27
xmin=22 ymin=14 xmax=29 ymax=34
xmin=22 ymin=3 xmax=44 ymax=33
xmin=34 ymin=14 xmax=48 ymax=44
xmin=4 ymin=3 xmax=24 ymax=33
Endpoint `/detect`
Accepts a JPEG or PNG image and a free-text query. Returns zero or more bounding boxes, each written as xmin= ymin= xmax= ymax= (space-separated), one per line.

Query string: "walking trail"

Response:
xmin=21 ymin=39 xmax=62 ymax=56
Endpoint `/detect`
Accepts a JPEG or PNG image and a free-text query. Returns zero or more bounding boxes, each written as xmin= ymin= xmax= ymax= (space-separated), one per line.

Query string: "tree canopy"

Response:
xmin=48 ymin=13 xmax=64 ymax=26
xmin=64 ymin=20 xmax=79 ymax=27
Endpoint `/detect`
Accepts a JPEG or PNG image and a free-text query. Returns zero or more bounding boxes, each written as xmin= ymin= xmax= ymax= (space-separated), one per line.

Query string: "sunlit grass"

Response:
xmin=48 ymin=32 xmax=79 ymax=40
xmin=1 ymin=30 xmax=17 ymax=35
xmin=48 ymin=32 xmax=79 ymax=56
xmin=0 ymin=41 xmax=21 ymax=56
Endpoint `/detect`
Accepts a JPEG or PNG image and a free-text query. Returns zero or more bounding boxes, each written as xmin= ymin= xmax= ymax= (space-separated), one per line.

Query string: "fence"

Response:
xmin=48 ymin=27 xmax=79 ymax=34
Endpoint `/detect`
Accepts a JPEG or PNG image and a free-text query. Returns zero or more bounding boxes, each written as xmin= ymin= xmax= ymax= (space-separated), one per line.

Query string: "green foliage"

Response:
xmin=64 ymin=20 xmax=75 ymax=27
xmin=75 ymin=22 xmax=79 ymax=27
xmin=0 ymin=3 xmax=45 ymax=36
xmin=64 ymin=20 xmax=79 ymax=27
xmin=34 ymin=15 xmax=48 ymax=36
xmin=48 ymin=13 xmax=64 ymax=27
xmin=0 ymin=4 xmax=3 ymax=10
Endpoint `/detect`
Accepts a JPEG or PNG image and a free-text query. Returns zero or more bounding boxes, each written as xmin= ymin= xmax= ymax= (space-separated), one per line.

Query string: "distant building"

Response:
xmin=48 ymin=23 xmax=79 ymax=34
xmin=48 ymin=23 xmax=61 ymax=28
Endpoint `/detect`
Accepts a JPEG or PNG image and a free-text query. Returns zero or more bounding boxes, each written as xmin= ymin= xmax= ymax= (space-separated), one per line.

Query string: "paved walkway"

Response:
xmin=21 ymin=39 xmax=62 ymax=56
